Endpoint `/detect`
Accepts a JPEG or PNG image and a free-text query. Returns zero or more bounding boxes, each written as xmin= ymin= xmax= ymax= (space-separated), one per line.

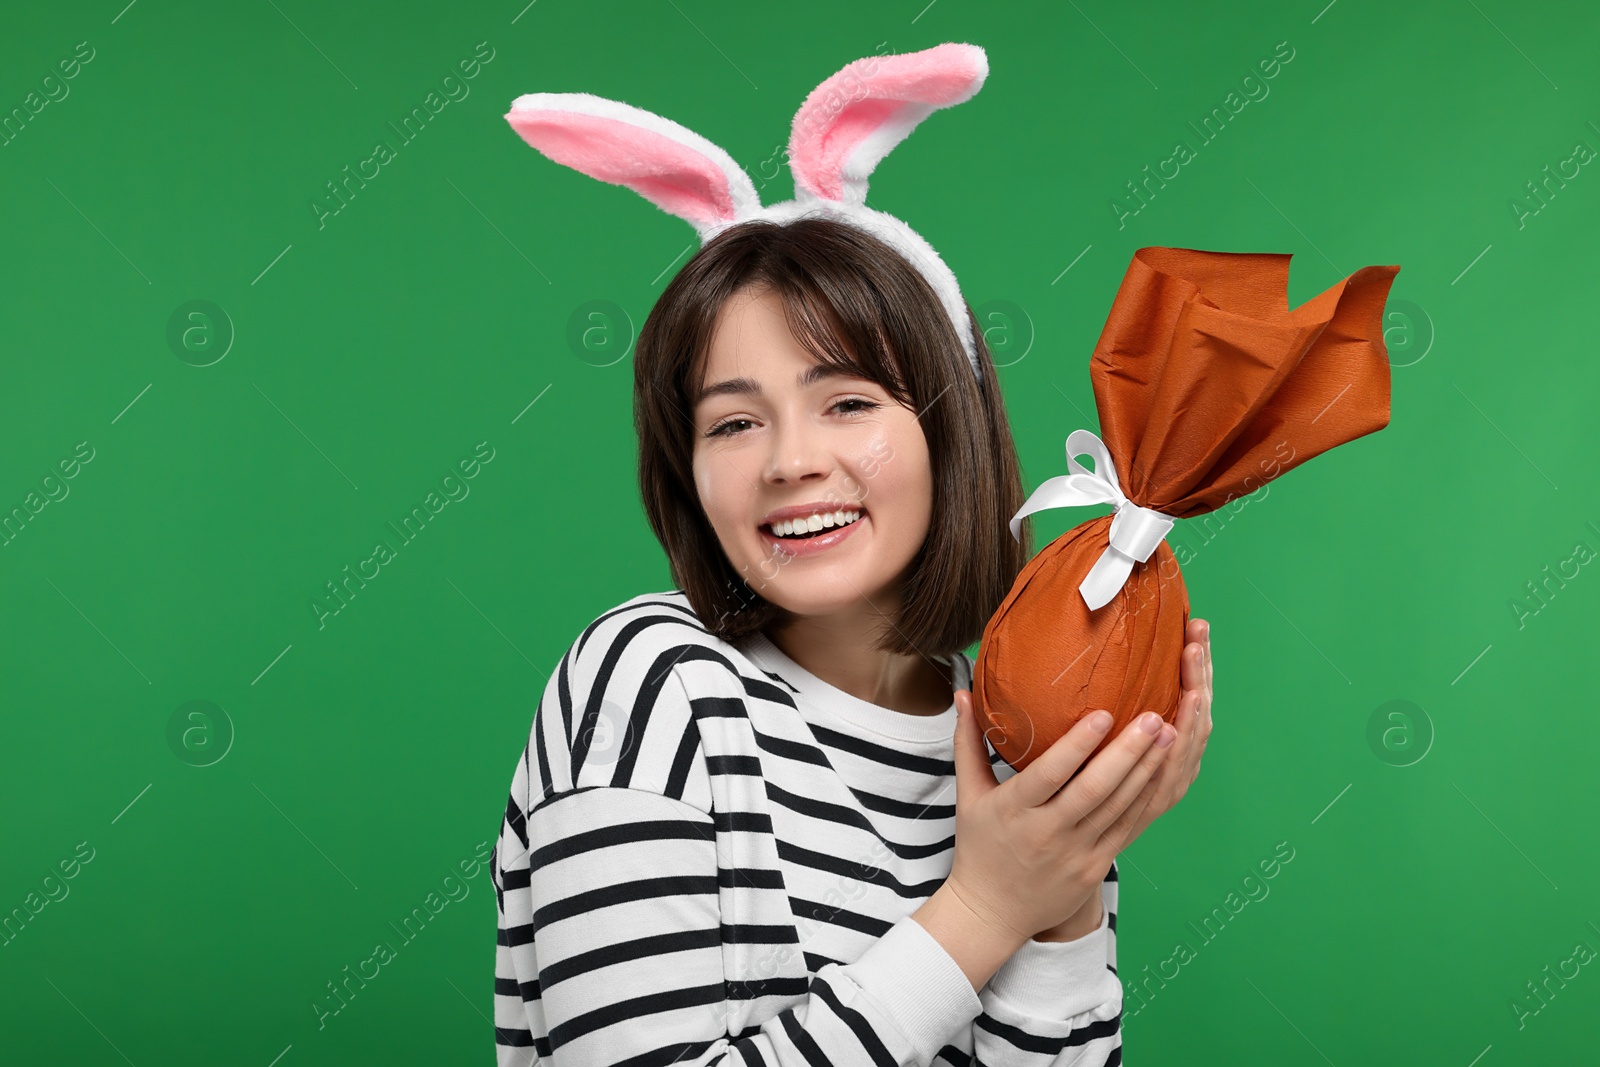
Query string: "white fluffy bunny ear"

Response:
xmin=505 ymin=92 xmax=761 ymax=240
xmin=788 ymin=42 xmax=988 ymax=208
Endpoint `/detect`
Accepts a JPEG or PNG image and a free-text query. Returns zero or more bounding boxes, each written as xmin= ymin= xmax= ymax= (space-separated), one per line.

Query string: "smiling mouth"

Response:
xmin=760 ymin=509 xmax=865 ymax=540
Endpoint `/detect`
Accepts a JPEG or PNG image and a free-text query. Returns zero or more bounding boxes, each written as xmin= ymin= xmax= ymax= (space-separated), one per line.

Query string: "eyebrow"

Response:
xmin=693 ymin=363 xmax=861 ymax=407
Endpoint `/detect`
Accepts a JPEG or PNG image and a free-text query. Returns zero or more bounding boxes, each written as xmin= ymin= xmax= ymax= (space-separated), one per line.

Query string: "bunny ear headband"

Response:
xmin=504 ymin=42 xmax=989 ymax=380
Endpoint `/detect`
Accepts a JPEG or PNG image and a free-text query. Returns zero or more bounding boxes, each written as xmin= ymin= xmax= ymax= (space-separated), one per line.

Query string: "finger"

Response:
xmin=1202 ymin=620 xmax=1213 ymax=692
xmin=1192 ymin=685 xmax=1213 ymax=776
xmin=1075 ymin=720 xmax=1175 ymax=837
xmin=951 ymin=690 xmax=1000 ymax=801
xmin=1177 ymin=633 xmax=1209 ymax=758
xmin=1099 ymin=733 xmax=1174 ymax=850
xmin=1174 ymin=688 xmax=1205 ymax=793
xmin=1046 ymin=710 xmax=1167 ymax=823
xmin=1008 ymin=708 xmax=1115 ymax=809
xmin=1180 ymin=639 xmax=1206 ymax=692
xmin=1148 ymin=693 xmax=1197 ymax=812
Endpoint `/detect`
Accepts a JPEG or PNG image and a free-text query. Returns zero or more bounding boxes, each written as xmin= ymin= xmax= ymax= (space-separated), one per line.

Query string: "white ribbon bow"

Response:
xmin=1008 ymin=428 xmax=1179 ymax=611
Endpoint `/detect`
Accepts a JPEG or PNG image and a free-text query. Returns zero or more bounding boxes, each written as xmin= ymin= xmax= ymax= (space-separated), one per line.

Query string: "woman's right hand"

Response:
xmin=943 ymin=690 xmax=1176 ymax=943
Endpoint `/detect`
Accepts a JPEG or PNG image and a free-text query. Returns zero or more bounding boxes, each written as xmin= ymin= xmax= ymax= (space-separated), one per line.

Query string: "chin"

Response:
xmin=751 ymin=565 xmax=900 ymax=619
xmin=764 ymin=590 xmax=859 ymax=619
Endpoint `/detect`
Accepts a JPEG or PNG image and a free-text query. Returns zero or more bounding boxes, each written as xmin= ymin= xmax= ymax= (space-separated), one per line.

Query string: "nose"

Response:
xmin=762 ymin=412 xmax=830 ymax=485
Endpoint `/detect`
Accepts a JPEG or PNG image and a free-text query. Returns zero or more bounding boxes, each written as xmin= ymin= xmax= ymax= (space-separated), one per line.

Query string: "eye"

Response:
xmin=703 ymin=397 xmax=880 ymax=439
xmin=705 ymin=417 xmax=753 ymax=439
xmin=834 ymin=397 xmax=880 ymax=417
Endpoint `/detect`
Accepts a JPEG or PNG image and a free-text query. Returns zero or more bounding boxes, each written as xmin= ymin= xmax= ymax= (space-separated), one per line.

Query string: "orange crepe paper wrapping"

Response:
xmin=973 ymin=246 xmax=1400 ymax=773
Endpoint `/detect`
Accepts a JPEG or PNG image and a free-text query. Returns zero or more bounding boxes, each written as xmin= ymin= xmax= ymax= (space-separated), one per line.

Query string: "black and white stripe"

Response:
xmin=494 ymin=590 xmax=1122 ymax=1066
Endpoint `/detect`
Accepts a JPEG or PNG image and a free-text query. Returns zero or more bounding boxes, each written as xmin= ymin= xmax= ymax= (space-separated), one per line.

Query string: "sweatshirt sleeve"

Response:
xmin=493 ymin=614 xmax=986 ymax=1066
xmin=967 ymin=859 xmax=1122 ymax=1065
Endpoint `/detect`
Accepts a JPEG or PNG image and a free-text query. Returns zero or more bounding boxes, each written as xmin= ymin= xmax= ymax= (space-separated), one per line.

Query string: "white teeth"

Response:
xmin=771 ymin=509 xmax=860 ymax=537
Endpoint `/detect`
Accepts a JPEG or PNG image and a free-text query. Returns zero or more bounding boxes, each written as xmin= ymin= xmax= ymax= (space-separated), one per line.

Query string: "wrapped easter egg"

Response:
xmin=973 ymin=246 xmax=1400 ymax=772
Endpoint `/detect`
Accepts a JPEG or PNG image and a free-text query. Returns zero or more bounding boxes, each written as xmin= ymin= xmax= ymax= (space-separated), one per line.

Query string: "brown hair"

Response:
xmin=633 ymin=216 xmax=1032 ymax=658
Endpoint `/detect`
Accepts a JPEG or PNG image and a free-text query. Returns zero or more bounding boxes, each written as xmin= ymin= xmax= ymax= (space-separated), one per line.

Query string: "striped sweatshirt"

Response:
xmin=492 ymin=590 xmax=1123 ymax=1066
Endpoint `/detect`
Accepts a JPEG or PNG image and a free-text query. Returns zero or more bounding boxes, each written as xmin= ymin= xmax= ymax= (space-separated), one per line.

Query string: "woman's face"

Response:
xmin=690 ymin=286 xmax=934 ymax=618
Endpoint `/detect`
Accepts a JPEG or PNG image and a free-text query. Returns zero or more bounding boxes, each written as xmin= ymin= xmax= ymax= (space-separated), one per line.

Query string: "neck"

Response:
xmin=765 ymin=596 xmax=952 ymax=717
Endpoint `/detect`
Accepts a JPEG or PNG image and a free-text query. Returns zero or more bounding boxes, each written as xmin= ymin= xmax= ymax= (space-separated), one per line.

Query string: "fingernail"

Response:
xmin=1155 ymin=725 xmax=1175 ymax=748
xmin=1087 ymin=710 xmax=1113 ymax=733
xmin=1140 ymin=712 xmax=1162 ymax=734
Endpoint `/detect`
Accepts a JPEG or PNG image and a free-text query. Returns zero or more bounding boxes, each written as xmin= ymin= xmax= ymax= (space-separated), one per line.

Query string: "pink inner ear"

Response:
xmin=508 ymin=110 xmax=736 ymax=229
xmin=790 ymin=43 xmax=987 ymax=203
xmin=801 ymin=98 xmax=904 ymax=203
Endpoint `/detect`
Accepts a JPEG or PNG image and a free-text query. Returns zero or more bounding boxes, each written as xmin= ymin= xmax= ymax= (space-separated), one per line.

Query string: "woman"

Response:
xmin=491 ymin=217 xmax=1214 ymax=1066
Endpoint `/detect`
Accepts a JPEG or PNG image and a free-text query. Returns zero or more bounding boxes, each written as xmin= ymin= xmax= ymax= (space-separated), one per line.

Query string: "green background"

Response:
xmin=3 ymin=0 xmax=1596 ymax=1062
